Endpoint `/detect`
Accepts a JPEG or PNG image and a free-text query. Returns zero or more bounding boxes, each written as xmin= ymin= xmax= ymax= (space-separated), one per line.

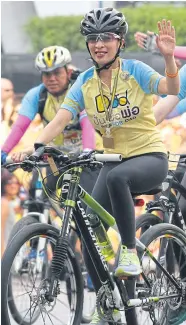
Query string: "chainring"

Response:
xmin=96 ymin=286 xmax=117 ymax=323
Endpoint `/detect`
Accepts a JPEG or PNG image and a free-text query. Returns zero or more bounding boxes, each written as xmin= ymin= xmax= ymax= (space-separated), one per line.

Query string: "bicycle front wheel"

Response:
xmin=1 ymin=223 xmax=84 ymax=325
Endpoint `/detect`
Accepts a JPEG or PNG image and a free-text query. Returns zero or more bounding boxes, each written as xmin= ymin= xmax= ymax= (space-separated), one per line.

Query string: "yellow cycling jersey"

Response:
xmin=43 ymin=92 xmax=67 ymax=146
xmin=61 ymin=58 xmax=167 ymax=158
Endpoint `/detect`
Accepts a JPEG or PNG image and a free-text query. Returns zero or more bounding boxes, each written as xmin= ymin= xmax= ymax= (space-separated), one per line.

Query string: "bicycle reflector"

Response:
xmin=134 ymin=198 xmax=145 ymax=207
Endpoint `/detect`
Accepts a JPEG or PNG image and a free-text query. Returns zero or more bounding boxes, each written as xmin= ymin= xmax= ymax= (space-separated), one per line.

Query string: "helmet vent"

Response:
xmin=87 ymin=15 xmax=95 ymax=24
xmin=108 ymin=19 xmax=119 ymax=26
xmin=103 ymin=13 xmax=111 ymax=23
xmin=96 ymin=10 xmax=101 ymax=20
xmin=118 ymin=12 xmax=123 ymax=18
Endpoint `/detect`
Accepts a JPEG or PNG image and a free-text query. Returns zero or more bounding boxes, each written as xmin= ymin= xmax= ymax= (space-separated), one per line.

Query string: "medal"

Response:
xmin=97 ymin=67 xmax=120 ymax=149
xmin=102 ymin=126 xmax=114 ymax=149
xmin=120 ymin=72 xmax=130 ymax=81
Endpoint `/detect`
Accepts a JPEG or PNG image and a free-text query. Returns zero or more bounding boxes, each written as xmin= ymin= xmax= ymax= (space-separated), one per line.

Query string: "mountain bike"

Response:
xmin=2 ymin=146 xmax=186 ymax=325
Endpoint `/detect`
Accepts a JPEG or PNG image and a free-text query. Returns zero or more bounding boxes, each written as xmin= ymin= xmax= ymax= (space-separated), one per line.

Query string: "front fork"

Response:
xmin=46 ymin=167 xmax=82 ymax=301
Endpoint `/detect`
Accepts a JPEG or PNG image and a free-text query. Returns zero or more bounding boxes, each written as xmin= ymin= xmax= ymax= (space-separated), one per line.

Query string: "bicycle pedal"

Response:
xmin=118 ymin=276 xmax=136 ymax=280
xmin=142 ymin=306 xmax=149 ymax=311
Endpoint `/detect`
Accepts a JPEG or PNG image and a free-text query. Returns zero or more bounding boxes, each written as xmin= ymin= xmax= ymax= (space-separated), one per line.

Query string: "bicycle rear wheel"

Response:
xmin=2 ymin=223 xmax=84 ymax=325
xmin=136 ymin=223 xmax=186 ymax=325
xmin=136 ymin=213 xmax=162 ymax=237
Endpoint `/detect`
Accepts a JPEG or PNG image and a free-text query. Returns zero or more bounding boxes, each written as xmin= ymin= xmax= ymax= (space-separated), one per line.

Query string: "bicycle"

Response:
xmin=2 ymin=146 xmax=186 ymax=325
xmin=136 ymin=153 xmax=186 ymax=238
xmin=4 ymin=158 xmax=96 ymax=324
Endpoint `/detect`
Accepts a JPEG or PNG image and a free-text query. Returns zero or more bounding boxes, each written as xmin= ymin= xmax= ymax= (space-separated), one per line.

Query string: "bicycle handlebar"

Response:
xmin=178 ymin=154 xmax=186 ymax=165
xmin=179 ymin=154 xmax=186 ymax=159
xmin=30 ymin=146 xmax=122 ymax=163
xmin=3 ymin=146 xmax=122 ymax=172
xmin=94 ymin=153 xmax=122 ymax=162
xmin=4 ymin=156 xmax=50 ymax=169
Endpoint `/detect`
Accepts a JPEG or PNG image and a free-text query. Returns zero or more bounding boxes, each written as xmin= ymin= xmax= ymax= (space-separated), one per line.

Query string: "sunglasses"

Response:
xmin=42 ymin=67 xmax=66 ymax=77
xmin=3 ymin=89 xmax=14 ymax=92
xmin=85 ymin=32 xmax=121 ymax=44
xmin=5 ymin=180 xmax=20 ymax=185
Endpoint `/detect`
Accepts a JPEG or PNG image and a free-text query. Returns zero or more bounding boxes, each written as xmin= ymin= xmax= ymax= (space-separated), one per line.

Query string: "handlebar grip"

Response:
xmin=94 ymin=154 xmax=122 ymax=162
xmin=5 ymin=156 xmax=14 ymax=164
xmin=180 ymin=154 xmax=186 ymax=159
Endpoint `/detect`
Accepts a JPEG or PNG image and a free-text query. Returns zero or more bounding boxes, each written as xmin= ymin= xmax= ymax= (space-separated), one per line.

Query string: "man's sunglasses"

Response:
xmin=42 ymin=69 xmax=62 ymax=77
xmin=85 ymin=32 xmax=121 ymax=44
xmin=5 ymin=180 xmax=20 ymax=185
xmin=3 ymin=89 xmax=14 ymax=92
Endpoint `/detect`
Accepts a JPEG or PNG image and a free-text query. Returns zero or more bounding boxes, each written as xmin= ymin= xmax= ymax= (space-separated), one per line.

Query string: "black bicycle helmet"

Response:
xmin=80 ymin=8 xmax=128 ymax=72
xmin=80 ymin=7 xmax=128 ymax=37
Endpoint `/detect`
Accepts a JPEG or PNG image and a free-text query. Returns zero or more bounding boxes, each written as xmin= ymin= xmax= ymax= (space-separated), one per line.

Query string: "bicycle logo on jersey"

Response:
xmin=93 ymin=90 xmax=140 ymax=127
xmin=95 ymin=90 xmax=130 ymax=113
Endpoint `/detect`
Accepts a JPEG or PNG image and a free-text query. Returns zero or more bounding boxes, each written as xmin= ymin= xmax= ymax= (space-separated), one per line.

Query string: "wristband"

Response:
xmin=165 ymin=67 xmax=179 ymax=78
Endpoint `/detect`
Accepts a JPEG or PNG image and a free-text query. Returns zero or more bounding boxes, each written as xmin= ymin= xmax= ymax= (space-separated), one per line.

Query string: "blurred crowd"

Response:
xmin=1 ymin=74 xmax=186 ymax=255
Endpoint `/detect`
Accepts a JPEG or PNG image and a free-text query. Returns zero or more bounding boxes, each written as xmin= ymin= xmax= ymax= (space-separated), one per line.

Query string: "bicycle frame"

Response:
xmin=50 ymin=166 xmax=184 ymax=308
xmin=146 ymin=169 xmax=186 ymax=232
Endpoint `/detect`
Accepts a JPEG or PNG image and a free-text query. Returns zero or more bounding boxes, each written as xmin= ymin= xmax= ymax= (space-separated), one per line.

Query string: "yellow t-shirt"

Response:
xmin=43 ymin=92 xmax=103 ymax=151
xmin=61 ymin=58 xmax=167 ymax=158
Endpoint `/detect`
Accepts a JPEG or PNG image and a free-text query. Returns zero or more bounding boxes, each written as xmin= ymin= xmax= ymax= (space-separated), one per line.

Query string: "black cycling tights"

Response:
xmin=82 ymin=153 xmax=168 ymax=293
xmin=178 ymin=172 xmax=186 ymax=221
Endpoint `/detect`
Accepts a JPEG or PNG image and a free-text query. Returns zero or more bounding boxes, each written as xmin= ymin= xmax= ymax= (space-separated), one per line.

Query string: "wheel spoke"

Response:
xmin=2 ymin=227 xmax=82 ymax=325
xmin=137 ymin=231 xmax=186 ymax=325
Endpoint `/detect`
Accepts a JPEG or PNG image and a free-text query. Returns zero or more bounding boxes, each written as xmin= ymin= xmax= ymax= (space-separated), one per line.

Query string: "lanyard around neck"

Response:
xmin=97 ymin=67 xmax=120 ymax=126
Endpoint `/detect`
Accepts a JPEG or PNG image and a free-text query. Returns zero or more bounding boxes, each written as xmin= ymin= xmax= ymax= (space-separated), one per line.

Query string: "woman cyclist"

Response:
xmin=10 ymin=7 xmax=180 ymax=324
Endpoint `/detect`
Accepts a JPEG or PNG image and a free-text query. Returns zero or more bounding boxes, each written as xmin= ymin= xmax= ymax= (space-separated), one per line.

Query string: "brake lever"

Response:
xmin=78 ymin=150 xmax=95 ymax=160
xmin=21 ymin=159 xmax=36 ymax=172
xmin=89 ymin=160 xmax=103 ymax=170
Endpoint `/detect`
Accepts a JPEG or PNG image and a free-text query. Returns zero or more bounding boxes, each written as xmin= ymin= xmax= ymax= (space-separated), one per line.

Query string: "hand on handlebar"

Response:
xmin=7 ymin=146 xmax=34 ymax=163
xmin=11 ymin=152 xmax=28 ymax=163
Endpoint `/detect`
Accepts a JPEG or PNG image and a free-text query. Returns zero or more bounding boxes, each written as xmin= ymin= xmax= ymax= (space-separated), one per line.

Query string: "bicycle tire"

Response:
xmin=2 ymin=223 xmax=84 ymax=325
xmin=136 ymin=213 xmax=162 ymax=235
xmin=8 ymin=215 xmax=38 ymax=243
xmin=136 ymin=212 xmax=176 ymax=275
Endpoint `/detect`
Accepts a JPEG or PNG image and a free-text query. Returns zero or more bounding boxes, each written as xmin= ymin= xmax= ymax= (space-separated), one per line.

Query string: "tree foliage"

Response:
xmin=24 ymin=5 xmax=186 ymax=52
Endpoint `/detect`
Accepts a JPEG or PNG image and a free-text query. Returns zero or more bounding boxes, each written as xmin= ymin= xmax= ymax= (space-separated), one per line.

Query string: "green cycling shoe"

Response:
xmin=115 ymin=245 xmax=142 ymax=278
